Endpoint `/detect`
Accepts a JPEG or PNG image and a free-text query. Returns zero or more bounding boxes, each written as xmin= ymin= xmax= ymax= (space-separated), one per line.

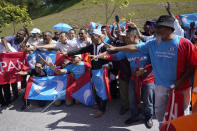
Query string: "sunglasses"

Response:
xmin=78 ymin=33 xmax=84 ymax=35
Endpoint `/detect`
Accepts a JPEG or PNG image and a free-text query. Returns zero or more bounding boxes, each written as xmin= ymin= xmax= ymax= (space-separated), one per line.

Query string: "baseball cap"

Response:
xmin=30 ymin=28 xmax=41 ymax=34
xmin=92 ymin=29 xmax=102 ymax=36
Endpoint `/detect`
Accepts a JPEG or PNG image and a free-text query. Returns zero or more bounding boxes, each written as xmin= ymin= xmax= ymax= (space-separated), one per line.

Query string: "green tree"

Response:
xmin=0 ymin=1 xmax=32 ymax=34
xmin=84 ymin=0 xmax=130 ymax=24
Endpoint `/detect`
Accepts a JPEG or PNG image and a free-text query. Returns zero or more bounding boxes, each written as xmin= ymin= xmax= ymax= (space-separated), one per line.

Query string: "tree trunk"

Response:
xmin=13 ymin=22 xmax=16 ymax=35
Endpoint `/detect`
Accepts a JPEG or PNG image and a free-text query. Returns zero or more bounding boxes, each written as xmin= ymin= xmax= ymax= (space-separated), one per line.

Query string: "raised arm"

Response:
xmin=15 ymin=71 xmax=28 ymax=76
xmin=106 ymin=43 xmax=139 ymax=52
xmin=1 ymin=38 xmax=10 ymax=52
xmin=165 ymin=2 xmax=175 ymax=19
xmin=38 ymin=54 xmax=66 ymax=75
xmin=34 ymin=44 xmax=57 ymax=50
xmin=128 ymin=22 xmax=145 ymax=42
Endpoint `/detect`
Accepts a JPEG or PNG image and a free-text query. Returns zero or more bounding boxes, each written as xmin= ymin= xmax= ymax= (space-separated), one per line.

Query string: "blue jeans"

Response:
xmin=128 ymin=80 xmax=155 ymax=119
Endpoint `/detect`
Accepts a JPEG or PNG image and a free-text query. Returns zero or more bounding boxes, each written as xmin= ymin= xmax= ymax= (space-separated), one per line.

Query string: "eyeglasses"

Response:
xmin=78 ymin=33 xmax=84 ymax=35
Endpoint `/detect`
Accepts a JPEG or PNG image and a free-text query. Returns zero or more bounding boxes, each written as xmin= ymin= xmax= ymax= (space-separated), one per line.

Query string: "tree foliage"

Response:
xmin=84 ymin=0 xmax=130 ymax=24
xmin=0 ymin=0 xmax=32 ymax=33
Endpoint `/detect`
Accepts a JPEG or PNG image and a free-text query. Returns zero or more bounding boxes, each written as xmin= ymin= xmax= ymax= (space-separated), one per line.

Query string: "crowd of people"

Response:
xmin=0 ymin=2 xmax=197 ymax=130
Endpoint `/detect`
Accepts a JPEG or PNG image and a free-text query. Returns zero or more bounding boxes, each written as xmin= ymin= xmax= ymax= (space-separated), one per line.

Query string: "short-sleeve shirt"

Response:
xmin=137 ymin=35 xmax=197 ymax=88
xmin=0 ymin=40 xmax=17 ymax=53
xmin=56 ymin=41 xmax=78 ymax=52
xmin=26 ymin=38 xmax=43 ymax=51
xmin=63 ymin=61 xmax=85 ymax=80
xmin=5 ymin=36 xmax=22 ymax=51
xmin=77 ymin=37 xmax=92 ymax=48
xmin=109 ymin=41 xmax=154 ymax=83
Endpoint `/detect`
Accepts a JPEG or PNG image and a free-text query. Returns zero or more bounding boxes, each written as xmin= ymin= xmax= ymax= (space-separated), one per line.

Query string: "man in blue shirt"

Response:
xmin=106 ymin=15 xmax=197 ymax=129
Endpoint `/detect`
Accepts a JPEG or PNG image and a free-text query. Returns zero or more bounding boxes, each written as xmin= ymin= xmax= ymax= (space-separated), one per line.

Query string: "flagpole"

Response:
xmin=41 ymin=91 xmax=65 ymax=113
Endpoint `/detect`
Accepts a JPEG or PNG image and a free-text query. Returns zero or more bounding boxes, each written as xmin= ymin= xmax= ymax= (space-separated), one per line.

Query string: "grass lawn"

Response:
xmin=1 ymin=0 xmax=197 ymax=36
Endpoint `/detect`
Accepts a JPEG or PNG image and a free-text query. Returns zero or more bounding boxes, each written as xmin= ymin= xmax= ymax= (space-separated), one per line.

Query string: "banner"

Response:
xmin=180 ymin=13 xmax=197 ymax=27
xmin=25 ymin=75 xmax=68 ymax=100
xmin=0 ymin=51 xmax=26 ymax=84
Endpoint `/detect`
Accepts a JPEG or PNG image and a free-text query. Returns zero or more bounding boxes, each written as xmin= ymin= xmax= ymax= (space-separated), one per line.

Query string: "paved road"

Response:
xmin=0 ymin=93 xmax=159 ymax=131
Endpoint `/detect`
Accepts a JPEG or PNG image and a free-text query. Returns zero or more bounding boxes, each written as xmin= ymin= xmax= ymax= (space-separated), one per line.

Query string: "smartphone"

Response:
xmin=115 ymin=15 xmax=119 ymax=23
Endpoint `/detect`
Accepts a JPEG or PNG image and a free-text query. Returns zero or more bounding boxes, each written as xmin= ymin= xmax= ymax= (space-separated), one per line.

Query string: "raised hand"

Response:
xmin=128 ymin=21 xmax=137 ymax=28
xmin=48 ymin=62 xmax=56 ymax=70
xmin=59 ymin=51 xmax=68 ymax=57
xmin=103 ymin=42 xmax=117 ymax=51
xmin=88 ymin=55 xmax=97 ymax=60
xmin=165 ymin=2 xmax=171 ymax=12
xmin=23 ymin=24 xmax=28 ymax=30
xmin=38 ymin=54 xmax=49 ymax=66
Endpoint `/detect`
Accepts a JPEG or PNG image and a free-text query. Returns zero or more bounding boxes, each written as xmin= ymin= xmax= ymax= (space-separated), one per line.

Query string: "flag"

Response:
xmin=66 ymin=62 xmax=95 ymax=106
xmin=91 ymin=67 xmax=111 ymax=101
xmin=27 ymin=51 xmax=68 ymax=75
xmin=25 ymin=75 xmax=68 ymax=100
xmin=0 ymin=51 xmax=26 ymax=84
xmin=162 ymin=87 xmax=191 ymax=131
xmin=103 ymin=66 xmax=111 ymax=101
xmin=192 ymin=68 xmax=197 ymax=113
xmin=88 ymin=22 xmax=102 ymax=30
xmin=180 ymin=13 xmax=197 ymax=28
xmin=161 ymin=113 xmax=197 ymax=131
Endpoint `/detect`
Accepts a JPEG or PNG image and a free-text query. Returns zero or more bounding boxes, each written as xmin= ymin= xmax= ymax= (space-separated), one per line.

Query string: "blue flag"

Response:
xmin=25 ymin=75 xmax=68 ymax=100
xmin=71 ymin=82 xmax=95 ymax=106
xmin=27 ymin=51 xmax=57 ymax=75
xmin=180 ymin=13 xmax=197 ymax=28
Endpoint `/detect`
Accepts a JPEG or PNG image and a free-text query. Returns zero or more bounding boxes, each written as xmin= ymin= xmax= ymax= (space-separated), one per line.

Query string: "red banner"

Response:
xmin=0 ymin=51 xmax=26 ymax=85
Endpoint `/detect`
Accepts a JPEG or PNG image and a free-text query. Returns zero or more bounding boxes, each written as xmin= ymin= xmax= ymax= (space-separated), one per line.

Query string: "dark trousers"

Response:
xmin=11 ymin=75 xmax=27 ymax=98
xmin=95 ymin=95 xmax=107 ymax=112
xmin=0 ymin=84 xmax=11 ymax=105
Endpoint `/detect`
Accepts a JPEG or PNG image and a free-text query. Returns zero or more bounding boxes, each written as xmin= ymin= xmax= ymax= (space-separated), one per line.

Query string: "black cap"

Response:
xmin=155 ymin=15 xmax=175 ymax=30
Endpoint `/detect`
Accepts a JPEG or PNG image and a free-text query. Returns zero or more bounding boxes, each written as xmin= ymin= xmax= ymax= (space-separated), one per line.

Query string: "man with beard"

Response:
xmin=106 ymin=15 xmax=197 ymax=129
xmin=2 ymin=27 xmax=28 ymax=101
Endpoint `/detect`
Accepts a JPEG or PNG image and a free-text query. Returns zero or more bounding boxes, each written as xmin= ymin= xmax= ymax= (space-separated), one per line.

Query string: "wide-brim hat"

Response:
xmin=155 ymin=15 xmax=175 ymax=30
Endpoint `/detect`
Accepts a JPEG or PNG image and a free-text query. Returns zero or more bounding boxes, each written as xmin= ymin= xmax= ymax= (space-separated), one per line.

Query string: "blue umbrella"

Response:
xmin=53 ymin=23 xmax=72 ymax=31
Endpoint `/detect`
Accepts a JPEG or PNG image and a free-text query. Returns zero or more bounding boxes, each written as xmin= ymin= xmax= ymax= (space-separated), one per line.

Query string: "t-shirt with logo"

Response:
xmin=108 ymin=41 xmax=154 ymax=84
xmin=137 ymin=35 xmax=197 ymax=88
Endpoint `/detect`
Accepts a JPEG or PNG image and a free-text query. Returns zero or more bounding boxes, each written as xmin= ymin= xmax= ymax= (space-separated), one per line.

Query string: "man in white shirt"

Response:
xmin=77 ymin=29 xmax=92 ymax=48
xmin=34 ymin=31 xmax=57 ymax=51
xmin=35 ymin=32 xmax=78 ymax=52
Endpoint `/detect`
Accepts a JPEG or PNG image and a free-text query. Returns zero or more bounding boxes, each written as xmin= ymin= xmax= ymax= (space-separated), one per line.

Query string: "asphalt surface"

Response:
xmin=0 ymin=90 xmax=159 ymax=131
